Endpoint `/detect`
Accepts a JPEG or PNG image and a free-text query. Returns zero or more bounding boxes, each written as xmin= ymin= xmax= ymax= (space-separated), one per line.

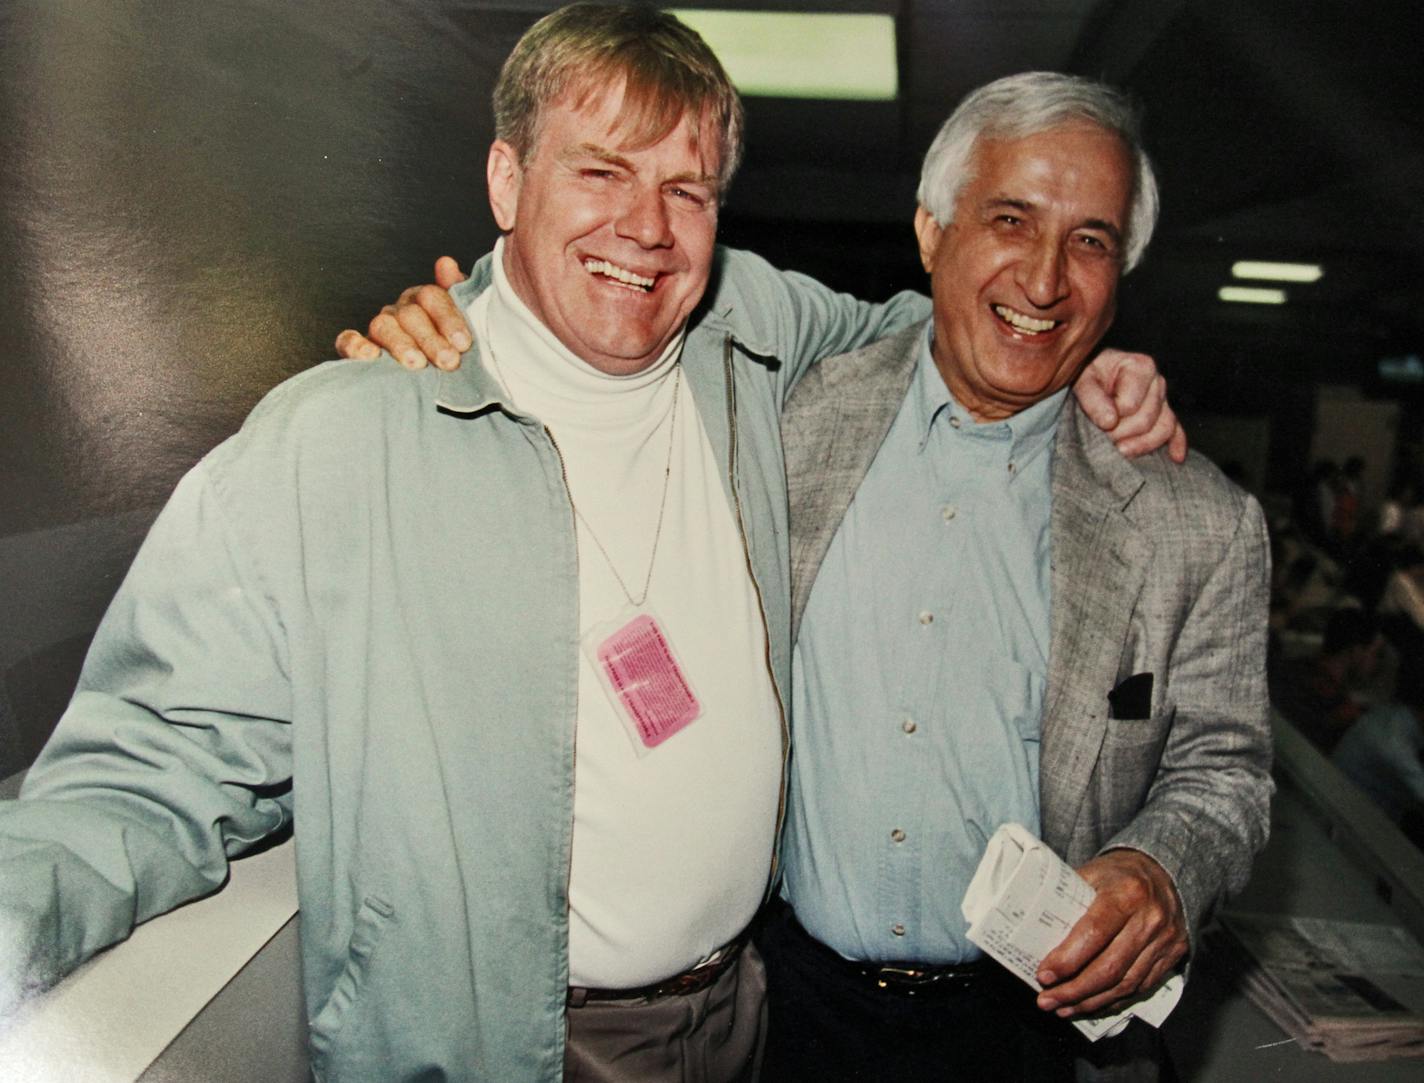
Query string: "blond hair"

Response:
xmin=494 ymin=3 xmax=744 ymax=193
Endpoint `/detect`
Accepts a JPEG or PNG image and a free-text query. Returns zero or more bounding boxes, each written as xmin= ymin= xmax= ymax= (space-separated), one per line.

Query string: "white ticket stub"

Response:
xmin=961 ymin=823 xmax=1184 ymax=1041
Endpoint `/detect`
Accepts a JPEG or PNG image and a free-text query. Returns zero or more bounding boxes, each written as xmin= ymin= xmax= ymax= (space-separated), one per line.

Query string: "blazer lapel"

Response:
xmin=783 ymin=323 xmax=925 ymax=641
xmin=1040 ymin=399 xmax=1153 ymax=853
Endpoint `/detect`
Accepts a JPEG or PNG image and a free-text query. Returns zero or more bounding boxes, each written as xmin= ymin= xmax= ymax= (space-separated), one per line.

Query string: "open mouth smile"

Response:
xmin=992 ymin=303 xmax=1060 ymax=335
xmin=584 ymin=258 xmax=656 ymax=293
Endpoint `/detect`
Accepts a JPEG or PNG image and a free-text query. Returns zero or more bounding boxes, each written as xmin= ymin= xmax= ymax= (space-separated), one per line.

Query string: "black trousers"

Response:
xmin=754 ymin=901 xmax=1082 ymax=1083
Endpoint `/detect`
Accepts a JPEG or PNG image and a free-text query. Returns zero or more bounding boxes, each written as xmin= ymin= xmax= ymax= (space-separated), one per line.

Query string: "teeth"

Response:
xmin=584 ymin=259 xmax=655 ymax=290
xmin=993 ymin=304 xmax=1057 ymax=334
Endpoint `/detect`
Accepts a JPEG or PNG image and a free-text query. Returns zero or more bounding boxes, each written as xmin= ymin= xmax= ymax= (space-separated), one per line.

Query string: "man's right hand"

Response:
xmin=1034 ymin=849 xmax=1187 ymax=1018
xmin=334 ymin=256 xmax=471 ymax=370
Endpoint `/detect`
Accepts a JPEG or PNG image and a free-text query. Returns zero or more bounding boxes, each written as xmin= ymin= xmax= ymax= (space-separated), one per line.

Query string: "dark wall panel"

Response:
xmin=0 ymin=1 xmax=547 ymax=774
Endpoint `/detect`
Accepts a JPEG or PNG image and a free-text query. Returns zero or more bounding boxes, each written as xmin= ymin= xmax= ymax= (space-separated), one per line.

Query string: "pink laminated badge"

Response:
xmin=595 ymin=614 xmax=701 ymax=748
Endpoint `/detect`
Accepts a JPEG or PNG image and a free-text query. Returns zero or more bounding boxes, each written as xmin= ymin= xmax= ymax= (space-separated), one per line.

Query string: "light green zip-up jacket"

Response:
xmin=0 ymin=247 xmax=928 ymax=1080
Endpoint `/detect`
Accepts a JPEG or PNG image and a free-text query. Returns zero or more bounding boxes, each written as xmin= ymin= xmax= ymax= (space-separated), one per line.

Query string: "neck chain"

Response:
xmin=486 ymin=340 xmax=682 ymax=609
xmin=571 ymin=366 xmax=682 ymax=607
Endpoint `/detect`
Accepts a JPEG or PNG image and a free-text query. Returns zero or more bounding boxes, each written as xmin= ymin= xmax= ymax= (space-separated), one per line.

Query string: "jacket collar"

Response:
xmin=432 ymin=254 xmax=508 ymax=417
xmin=1039 ymin=399 xmax=1153 ymax=850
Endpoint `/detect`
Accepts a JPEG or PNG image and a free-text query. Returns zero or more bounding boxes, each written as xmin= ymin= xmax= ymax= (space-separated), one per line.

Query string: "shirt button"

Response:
xmin=949 ymin=416 xmax=962 ymax=429
xmin=941 ymin=503 xmax=957 ymax=521
xmin=1007 ymin=461 xmax=1017 ymax=474
xmin=902 ymin=719 xmax=917 ymax=734
xmin=892 ymin=923 xmax=906 ymax=937
xmin=891 ymin=828 xmax=906 ymax=843
xmin=918 ymin=610 xmax=934 ymax=625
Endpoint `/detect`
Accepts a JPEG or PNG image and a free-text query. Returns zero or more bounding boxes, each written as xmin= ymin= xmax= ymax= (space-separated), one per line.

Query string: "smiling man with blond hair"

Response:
xmin=0 ymin=8 xmax=926 ymax=1079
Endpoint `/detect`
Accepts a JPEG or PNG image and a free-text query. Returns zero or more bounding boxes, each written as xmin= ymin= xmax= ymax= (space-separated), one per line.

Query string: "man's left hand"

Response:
xmin=1073 ymin=349 xmax=1188 ymax=463
xmin=1033 ymin=849 xmax=1187 ymax=1017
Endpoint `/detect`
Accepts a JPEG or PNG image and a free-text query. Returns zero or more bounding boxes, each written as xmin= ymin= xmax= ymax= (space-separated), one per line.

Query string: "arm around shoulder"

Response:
xmin=706 ymin=247 xmax=930 ymax=396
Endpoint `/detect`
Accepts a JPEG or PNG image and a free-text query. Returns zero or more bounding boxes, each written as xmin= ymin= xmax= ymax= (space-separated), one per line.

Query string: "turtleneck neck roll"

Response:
xmin=475 ymin=236 xmax=685 ymax=432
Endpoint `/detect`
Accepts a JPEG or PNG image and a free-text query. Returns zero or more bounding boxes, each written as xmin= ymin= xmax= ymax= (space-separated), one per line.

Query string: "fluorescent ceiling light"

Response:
xmin=1231 ymin=261 xmax=1322 ymax=283
xmin=1380 ymin=354 xmax=1424 ymax=383
xmin=1219 ymin=285 xmax=1288 ymax=305
xmin=670 ymin=10 xmax=897 ymax=100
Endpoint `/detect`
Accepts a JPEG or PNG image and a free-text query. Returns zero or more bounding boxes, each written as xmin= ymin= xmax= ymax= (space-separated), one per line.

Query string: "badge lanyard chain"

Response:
xmin=487 ymin=342 xmax=682 ymax=609
xmin=571 ymin=366 xmax=681 ymax=608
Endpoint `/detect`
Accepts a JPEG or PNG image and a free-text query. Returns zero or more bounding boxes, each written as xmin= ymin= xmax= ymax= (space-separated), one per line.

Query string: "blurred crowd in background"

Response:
xmin=1266 ymin=455 xmax=1424 ymax=844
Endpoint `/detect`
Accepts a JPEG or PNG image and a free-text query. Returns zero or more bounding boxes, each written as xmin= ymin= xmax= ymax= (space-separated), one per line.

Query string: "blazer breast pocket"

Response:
xmin=1107 ymin=672 xmax=1154 ymax=721
xmin=1097 ymin=689 xmax=1175 ymax=834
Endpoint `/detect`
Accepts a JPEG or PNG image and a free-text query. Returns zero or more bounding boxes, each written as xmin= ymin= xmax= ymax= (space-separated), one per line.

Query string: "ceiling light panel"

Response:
xmin=1219 ymin=286 xmax=1288 ymax=305
xmin=670 ymin=10 xmax=898 ymax=100
xmin=1231 ymin=261 xmax=1323 ymax=283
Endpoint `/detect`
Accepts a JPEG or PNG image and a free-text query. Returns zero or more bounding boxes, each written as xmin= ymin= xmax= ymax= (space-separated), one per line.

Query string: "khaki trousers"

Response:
xmin=564 ymin=943 xmax=767 ymax=1083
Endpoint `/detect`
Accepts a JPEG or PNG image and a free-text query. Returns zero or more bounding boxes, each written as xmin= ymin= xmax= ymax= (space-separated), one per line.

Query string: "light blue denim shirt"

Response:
xmin=0 ymin=246 xmax=929 ymax=1081
xmin=784 ymin=326 xmax=1066 ymax=964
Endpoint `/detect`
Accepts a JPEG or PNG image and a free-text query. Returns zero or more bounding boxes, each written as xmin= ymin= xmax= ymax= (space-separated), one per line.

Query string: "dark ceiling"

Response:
xmin=708 ymin=0 xmax=1424 ymax=408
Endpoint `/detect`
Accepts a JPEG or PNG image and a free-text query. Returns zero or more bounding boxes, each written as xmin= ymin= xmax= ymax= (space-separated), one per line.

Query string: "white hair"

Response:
xmin=916 ymin=72 xmax=1160 ymax=272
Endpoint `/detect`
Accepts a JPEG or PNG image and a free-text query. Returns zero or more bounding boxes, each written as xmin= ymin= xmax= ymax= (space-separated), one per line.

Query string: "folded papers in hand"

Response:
xmin=962 ymin=823 xmax=1184 ymax=1041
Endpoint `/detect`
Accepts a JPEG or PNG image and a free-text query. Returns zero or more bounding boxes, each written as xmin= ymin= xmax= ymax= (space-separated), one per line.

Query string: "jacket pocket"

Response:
xmin=308 ymin=894 xmax=396 ymax=1072
xmin=1095 ymin=697 xmax=1175 ymax=835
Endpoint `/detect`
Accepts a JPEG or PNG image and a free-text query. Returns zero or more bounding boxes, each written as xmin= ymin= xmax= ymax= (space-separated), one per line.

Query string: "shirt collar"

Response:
xmin=913 ymin=324 xmax=1068 ymax=473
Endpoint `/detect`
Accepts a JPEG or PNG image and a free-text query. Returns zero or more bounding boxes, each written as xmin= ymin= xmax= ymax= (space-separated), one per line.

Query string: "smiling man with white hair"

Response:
xmin=756 ymin=71 xmax=1272 ymax=1081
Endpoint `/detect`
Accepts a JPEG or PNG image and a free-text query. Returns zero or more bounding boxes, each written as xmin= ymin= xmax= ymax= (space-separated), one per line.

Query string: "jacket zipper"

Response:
xmin=540 ymin=423 xmax=582 ymax=930
xmin=720 ymin=335 xmax=791 ymax=892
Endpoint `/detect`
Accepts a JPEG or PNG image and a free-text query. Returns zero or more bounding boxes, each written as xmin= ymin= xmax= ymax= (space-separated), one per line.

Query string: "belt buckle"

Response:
xmin=665 ymin=967 xmax=713 ymax=995
xmin=875 ymin=964 xmax=935 ymax=989
xmin=658 ymin=937 xmax=742 ymax=997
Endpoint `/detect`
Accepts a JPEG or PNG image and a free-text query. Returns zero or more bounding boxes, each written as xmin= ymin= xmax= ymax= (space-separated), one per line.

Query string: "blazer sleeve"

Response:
xmin=1100 ymin=490 xmax=1274 ymax=946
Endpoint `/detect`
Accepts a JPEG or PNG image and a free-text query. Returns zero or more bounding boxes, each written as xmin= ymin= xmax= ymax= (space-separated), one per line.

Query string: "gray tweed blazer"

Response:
xmin=781 ymin=322 xmax=1273 ymax=946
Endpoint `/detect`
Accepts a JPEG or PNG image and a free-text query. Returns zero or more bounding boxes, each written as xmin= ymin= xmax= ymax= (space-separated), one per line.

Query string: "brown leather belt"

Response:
xmin=567 ymin=936 xmax=746 ymax=1005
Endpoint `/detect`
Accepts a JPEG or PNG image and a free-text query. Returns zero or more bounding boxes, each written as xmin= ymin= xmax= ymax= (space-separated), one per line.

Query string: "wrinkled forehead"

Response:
xmin=962 ymin=124 xmax=1132 ymax=216
xmin=537 ymin=76 xmax=723 ymax=172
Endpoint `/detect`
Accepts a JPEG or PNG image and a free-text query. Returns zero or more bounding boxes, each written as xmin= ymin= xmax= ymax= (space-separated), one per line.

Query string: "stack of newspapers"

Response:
xmin=1212 ymin=912 xmax=1424 ymax=1061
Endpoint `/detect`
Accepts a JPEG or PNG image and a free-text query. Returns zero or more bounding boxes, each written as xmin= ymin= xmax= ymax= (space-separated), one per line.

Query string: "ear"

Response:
xmin=913 ymin=206 xmax=944 ymax=274
xmin=487 ymin=140 xmax=522 ymax=232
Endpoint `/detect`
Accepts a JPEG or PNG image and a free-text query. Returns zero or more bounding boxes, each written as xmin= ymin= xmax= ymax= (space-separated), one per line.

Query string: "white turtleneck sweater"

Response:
xmin=468 ymin=242 xmax=783 ymax=988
